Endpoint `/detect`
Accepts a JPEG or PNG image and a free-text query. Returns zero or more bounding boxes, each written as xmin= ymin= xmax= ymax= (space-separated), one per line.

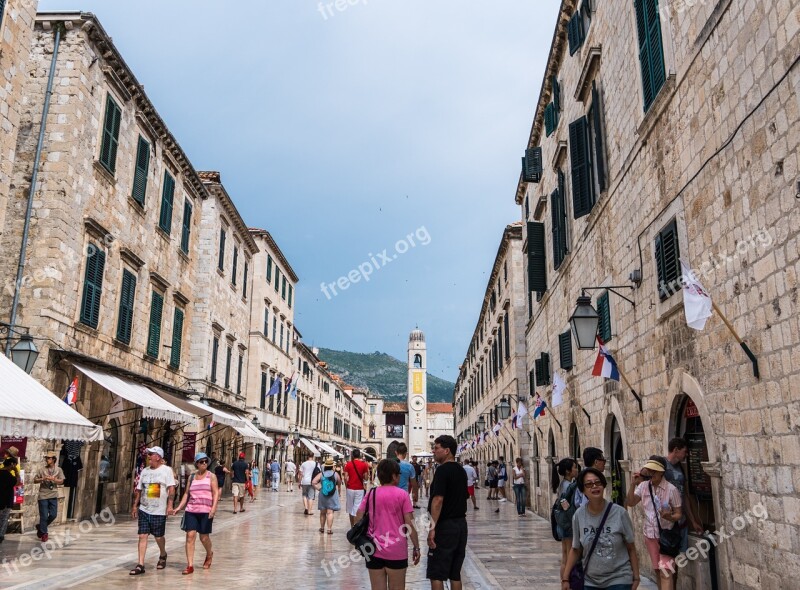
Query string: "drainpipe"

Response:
xmin=6 ymin=23 xmax=64 ymax=355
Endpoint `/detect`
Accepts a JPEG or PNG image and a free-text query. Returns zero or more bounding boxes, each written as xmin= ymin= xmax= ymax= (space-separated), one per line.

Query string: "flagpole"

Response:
xmin=711 ymin=301 xmax=760 ymax=379
xmin=614 ymin=362 xmax=643 ymax=413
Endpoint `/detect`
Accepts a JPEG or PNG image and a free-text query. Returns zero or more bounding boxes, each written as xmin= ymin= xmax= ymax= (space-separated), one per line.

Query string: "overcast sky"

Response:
xmin=40 ymin=0 xmax=561 ymax=381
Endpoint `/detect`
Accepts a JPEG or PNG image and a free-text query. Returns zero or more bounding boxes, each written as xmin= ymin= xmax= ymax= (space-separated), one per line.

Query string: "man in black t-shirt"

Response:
xmin=426 ymin=435 xmax=468 ymax=590
xmin=230 ymin=452 xmax=250 ymax=514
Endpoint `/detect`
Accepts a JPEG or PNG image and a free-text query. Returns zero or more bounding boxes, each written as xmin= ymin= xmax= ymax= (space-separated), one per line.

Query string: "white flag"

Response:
xmin=552 ymin=373 xmax=567 ymax=407
xmin=681 ymin=259 xmax=713 ymax=330
xmin=514 ymin=401 xmax=528 ymax=429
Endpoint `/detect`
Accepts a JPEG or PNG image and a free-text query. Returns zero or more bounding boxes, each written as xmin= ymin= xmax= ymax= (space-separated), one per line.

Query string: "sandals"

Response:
xmin=319 ymin=528 xmax=325 ymax=533
xmin=182 ymin=566 xmax=194 ymax=575
xmin=203 ymin=552 xmax=214 ymax=570
xmin=157 ymin=554 xmax=167 ymax=570
xmin=327 ymin=530 xmax=333 ymax=535
xmin=129 ymin=564 xmax=145 ymax=576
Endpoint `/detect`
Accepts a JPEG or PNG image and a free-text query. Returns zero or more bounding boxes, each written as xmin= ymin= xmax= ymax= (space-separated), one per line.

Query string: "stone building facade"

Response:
xmin=515 ymin=1 xmax=799 ymax=588
xmin=454 ymin=223 xmax=531 ymax=476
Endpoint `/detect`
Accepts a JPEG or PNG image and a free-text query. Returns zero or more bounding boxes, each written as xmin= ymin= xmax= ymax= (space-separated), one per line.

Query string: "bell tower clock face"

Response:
xmin=410 ymin=396 xmax=425 ymax=412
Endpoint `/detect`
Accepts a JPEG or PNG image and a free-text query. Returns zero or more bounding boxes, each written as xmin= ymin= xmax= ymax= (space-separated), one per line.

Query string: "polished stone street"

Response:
xmin=0 ymin=489 xmax=654 ymax=589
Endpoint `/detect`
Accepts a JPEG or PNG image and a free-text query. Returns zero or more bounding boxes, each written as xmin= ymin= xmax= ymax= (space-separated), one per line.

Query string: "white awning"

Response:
xmin=0 ymin=355 xmax=103 ymax=442
xmin=362 ymin=451 xmax=377 ymax=461
xmin=313 ymin=440 xmax=344 ymax=458
xmin=300 ymin=437 xmax=321 ymax=457
xmin=233 ymin=421 xmax=274 ymax=447
xmin=187 ymin=400 xmax=246 ymax=429
xmin=73 ymin=364 xmax=196 ymax=425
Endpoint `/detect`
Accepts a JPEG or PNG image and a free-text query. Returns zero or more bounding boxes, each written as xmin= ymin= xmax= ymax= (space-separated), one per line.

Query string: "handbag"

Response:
xmin=346 ymin=488 xmax=376 ymax=556
xmin=649 ymin=482 xmax=682 ymax=557
xmin=569 ymin=501 xmax=613 ymax=590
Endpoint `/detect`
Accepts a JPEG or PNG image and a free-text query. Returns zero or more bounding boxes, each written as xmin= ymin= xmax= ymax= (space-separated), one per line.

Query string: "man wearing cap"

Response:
xmin=34 ymin=453 xmax=64 ymax=543
xmin=625 ymin=456 xmax=682 ymax=590
xmin=230 ymin=452 xmax=250 ymax=514
xmin=130 ymin=447 xmax=176 ymax=576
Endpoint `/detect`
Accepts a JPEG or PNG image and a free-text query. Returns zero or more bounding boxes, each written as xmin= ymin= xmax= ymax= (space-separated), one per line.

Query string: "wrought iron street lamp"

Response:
xmin=293 ymin=427 xmax=300 ymax=444
xmin=1 ymin=323 xmax=40 ymax=375
xmin=569 ymin=295 xmax=600 ymax=350
xmin=497 ymin=397 xmax=512 ymax=420
xmin=477 ymin=415 xmax=486 ymax=431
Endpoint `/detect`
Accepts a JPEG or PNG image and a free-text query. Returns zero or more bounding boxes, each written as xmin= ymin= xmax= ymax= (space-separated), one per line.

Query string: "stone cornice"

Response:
xmin=249 ymin=228 xmax=300 ymax=283
xmin=200 ymin=180 xmax=259 ymax=256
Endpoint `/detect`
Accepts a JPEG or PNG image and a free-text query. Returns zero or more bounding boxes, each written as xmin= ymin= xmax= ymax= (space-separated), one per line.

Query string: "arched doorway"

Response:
xmin=386 ymin=441 xmax=401 ymax=461
xmin=673 ymin=394 xmax=716 ymax=531
xmin=569 ymin=423 xmax=581 ymax=462
xmin=608 ymin=415 xmax=626 ymax=506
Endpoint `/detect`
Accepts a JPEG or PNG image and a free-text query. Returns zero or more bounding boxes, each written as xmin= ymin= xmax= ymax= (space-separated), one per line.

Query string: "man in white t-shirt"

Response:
xmin=299 ymin=457 xmax=318 ymax=515
xmin=130 ymin=447 xmax=176 ymax=576
xmin=284 ymin=460 xmax=297 ymax=492
xmin=463 ymin=460 xmax=479 ymax=510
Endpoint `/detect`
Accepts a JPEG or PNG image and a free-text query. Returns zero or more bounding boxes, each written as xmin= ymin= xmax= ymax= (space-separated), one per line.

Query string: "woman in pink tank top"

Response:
xmin=172 ymin=452 xmax=219 ymax=575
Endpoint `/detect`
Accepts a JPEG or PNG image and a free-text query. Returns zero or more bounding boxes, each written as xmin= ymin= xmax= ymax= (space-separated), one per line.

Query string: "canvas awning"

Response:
xmin=313 ymin=440 xmax=344 ymax=458
xmin=73 ymin=364 xmax=196 ymax=425
xmin=234 ymin=421 xmax=273 ymax=446
xmin=0 ymin=354 xmax=103 ymax=442
xmin=300 ymin=437 xmax=321 ymax=457
xmin=187 ymin=400 xmax=247 ymax=429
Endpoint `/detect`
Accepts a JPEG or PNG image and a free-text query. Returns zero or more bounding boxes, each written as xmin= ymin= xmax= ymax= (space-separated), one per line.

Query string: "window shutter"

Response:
xmin=542 ymin=352 xmax=551 ymax=385
xmin=237 ymin=355 xmax=244 ymax=394
xmin=225 ymin=347 xmax=232 ymax=389
xmin=131 ymin=137 xmax=150 ymax=205
xmin=243 ymin=261 xmax=248 ymax=298
xmin=551 ymin=188 xmax=566 ymax=270
xmin=218 ymin=229 xmax=226 ymax=270
xmin=232 ymin=247 xmax=239 ymax=285
xmin=552 ymin=76 xmax=561 ymax=112
xmin=0 ymin=1 xmax=6 ymax=27
xmin=559 ymin=331 xmax=573 ymax=370
xmin=80 ymin=245 xmax=105 ymax=329
xmin=522 ymin=147 xmax=543 ymax=183
xmin=545 ymin=103 xmax=556 ymax=137
xmin=635 ymin=0 xmax=666 ymax=111
xmin=267 ymin=255 xmax=273 ymax=282
xmin=146 ymin=291 xmax=164 ymax=358
xmin=529 ymin=368 xmax=536 ymax=396
xmin=597 ymin=291 xmax=612 ymax=343
xmin=591 ymin=82 xmax=607 ymax=193
xmin=569 ymin=116 xmax=594 ymax=218
xmin=211 ymin=337 xmax=219 ymax=382
xmin=288 ymin=284 xmax=293 ymax=308
xmin=180 ymin=200 xmax=192 ymax=254
xmin=169 ymin=308 xmax=184 ymax=368
xmin=116 ymin=269 xmax=136 ymax=344
xmin=568 ymin=12 xmax=585 ymax=55
xmin=655 ymin=220 xmax=681 ymax=300
xmin=158 ymin=172 xmax=175 ymax=233
xmin=99 ymin=96 xmax=121 ymax=173
xmin=527 ymin=222 xmax=547 ymax=294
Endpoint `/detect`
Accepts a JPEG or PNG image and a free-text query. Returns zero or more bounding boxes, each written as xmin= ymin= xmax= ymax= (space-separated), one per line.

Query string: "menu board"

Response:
xmin=686 ymin=432 xmax=712 ymax=499
xmin=0 ymin=437 xmax=28 ymax=460
xmin=181 ymin=433 xmax=197 ymax=463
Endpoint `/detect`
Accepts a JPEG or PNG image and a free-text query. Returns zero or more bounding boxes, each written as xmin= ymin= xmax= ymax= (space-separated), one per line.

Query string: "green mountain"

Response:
xmin=316 ymin=348 xmax=455 ymax=403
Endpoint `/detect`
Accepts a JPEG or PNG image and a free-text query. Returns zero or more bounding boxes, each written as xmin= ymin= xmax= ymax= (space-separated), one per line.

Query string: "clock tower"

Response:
xmin=407 ymin=328 xmax=428 ymax=455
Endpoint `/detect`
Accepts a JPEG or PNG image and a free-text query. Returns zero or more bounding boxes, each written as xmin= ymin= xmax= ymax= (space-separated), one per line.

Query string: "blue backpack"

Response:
xmin=321 ymin=472 xmax=336 ymax=497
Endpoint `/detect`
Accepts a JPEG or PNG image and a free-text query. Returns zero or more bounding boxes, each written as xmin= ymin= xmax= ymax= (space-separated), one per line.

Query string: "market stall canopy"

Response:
xmin=187 ymin=400 xmax=247 ymax=429
xmin=300 ymin=437 xmax=321 ymax=457
xmin=313 ymin=440 xmax=344 ymax=458
xmin=0 ymin=354 xmax=103 ymax=441
xmin=233 ymin=421 xmax=274 ymax=447
xmin=73 ymin=363 xmax=196 ymax=425
xmin=413 ymin=452 xmax=434 ymax=458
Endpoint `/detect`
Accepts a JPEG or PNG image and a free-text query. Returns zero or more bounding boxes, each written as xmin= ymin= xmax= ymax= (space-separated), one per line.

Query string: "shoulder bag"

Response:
xmin=649 ymin=482 xmax=682 ymax=557
xmin=569 ymin=501 xmax=613 ymax=590
xmin=346 ymin=487 xmax=376 ymax=556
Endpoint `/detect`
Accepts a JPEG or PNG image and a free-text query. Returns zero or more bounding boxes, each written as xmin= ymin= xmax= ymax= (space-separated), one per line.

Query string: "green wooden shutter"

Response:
xmin=281 ymin=276 xmax=287 ymax=300
xmin=224 ymin=347 xmax=232 ymax=389
xmin=211 ymin=337 xmax=219 ymax=382
xmin=181 ymin=200 xmax=192 ymax=254
xmin=274 ymin=267 xmax=280 ymax=291
xmin=635 ymin=0 xmax=666 ymax=111
xmin=541 ymin=352 xmax=551 ymax=385
xmin=116 ymin=269 xmax=136 ymax=344
xmin=545 ymin=103 xmax=556 ymax=137
xmin=237 ymin=355 xmax=243 ymax=394
xmin=527 ymin=222 xmax=547 ymax=294
xmin=131 ymin=137 xmax=150 ymax=205
xmin=169 ymin=308 xmax=184 ymax=368
xmin=568 ymin=12 xmax=585 ymax=55
xmin=591 ymin=82 xmax=607 ymax=192
xmin=552 ymin=76 xmax=561 ymax=112
xmin=570 ymin=116 xmax=594 ymax=218
xmin=99 ymin=96 xmax=121 ymax=173
xmin=529 ymin=368 xmax=536 ymax=396
xmin=218 ymin=229 xmax=226 ymax=270
xmin=288 ymin=284 xmax=293 ymax=308
xmin=559 ymin=331 xmax=573 ymax=370
xmin=158 ymin=172 xmax=175 ymax=233
xmin=522 ymin=147 xmax=543 ymax=183
xmin=79 ymin=245 xmax=105 ymax=329
xmin=232 ymin=246 xmax=238 ymax=285
xmin=655 ymin=220 xmax=681 ymax=300
xmin=260 ymin=372 xmax=267 ymax=408
xmin=598 ymin=291 xmax=612 ymax=343
xmin=266 ymin=255 xmax=273 ymax=282
xmin=146 ymin=291 xmax=164 ymax=358
xmin=243 ymin=261 xmax=248 ymax=298
xmin=0 ymin=1 xmax=6 ymax=28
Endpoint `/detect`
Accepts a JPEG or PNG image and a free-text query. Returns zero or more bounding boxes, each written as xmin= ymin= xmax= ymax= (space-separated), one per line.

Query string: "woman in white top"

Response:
xmin=512 ymin=458 xmax=527 ymax=516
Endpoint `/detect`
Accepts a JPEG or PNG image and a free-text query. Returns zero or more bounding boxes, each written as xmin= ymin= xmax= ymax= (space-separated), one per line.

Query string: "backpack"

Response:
xmin=321 ymin=472 xmax=336 ymax=497
xmin=552 ymin=480 xmax=579 ymax=533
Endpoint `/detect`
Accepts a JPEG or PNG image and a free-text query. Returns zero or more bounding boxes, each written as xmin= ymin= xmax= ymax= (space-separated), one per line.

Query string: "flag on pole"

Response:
xmin=64 ymin=377 xmax=79 ymax=406
xmin=514 ymin=401 xmax=528 ymax=428
xmin=533 ymin=394 xmax=547 ymax=419
xmin=680 ymin=259 xmax=713 ymax=330
xmin=493 ymin=421 xmax=503 ymax=437
xmin=552 ymin=373 xmax=567 ymax=407
xmin=207 ymin=420 xmax=216 ymax=431
xmin=592 ymin=337 xmax=620 ymax=381
xmin=267 ymin=375 xmax=281 ymax=397
xmin=287 ymin=373 xmax=299 ymax=399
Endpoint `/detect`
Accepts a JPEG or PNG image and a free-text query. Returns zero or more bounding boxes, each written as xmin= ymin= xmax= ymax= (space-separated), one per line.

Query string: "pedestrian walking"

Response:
xmin=0 ymin=458 xmax=18 ymax=542
xmin=422 ymin=460 xmax=433 ymax=498
xmin=486 ymin=461 xmax=498 ymax=500
xmin=355 ymin=459 xmax=421 ymax=590
xmin=512 ymin=458 xmax=527 ymax=516
xmin=249 ymin=461 xmax=260 ymax=502
xmin=625 ymin=456 xmax=682 ymax=590
xmin=563 ymin=467 xmax=640 ymax=590
xmin=299 ymin=455 xmax=318 ymax=515
xmin=270 ymin=458 xmax=281 ymax=492
xmin=230 ymin=452 xmax=250 ymax=514
xmin=34 ymin=453 xmax=65 ymax=543
xmin=426 ymin=435 xmax=468 ymax=590
xmin=462 ymin=459 xmax=479 ymax=510
xmin=553 ymin=457 xmax=579 ymax=582
xmin=130 ymin=446 xmax=176 ymax=576
xmin=343 ymin=449 xmax=369 ymax=527
xmin=394 ymin=443 xmax=418 ymax=498
xmin=411 ymin=456 xmax=423 ymax=508
xmin=214 ymin=460 xmax=229 ymax=495
xmin=573 ymin=447 xmax=606 ymax=508
xmin=171 ymin=452 xmax=220 ymax=575
xmin=664 ymin=438 xmax=703 ymax=550
xmin=313 ymin=456 xmax=341 ymax=534
xmin=285 ymin=458 xmax=297 ymax=492
xmin=496 ymin=456 xmax=508 ymax=503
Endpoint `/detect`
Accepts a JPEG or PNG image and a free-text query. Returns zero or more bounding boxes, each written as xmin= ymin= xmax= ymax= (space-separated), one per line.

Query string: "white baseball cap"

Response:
xmin=146 ymin=446 xmax=164 ymax=458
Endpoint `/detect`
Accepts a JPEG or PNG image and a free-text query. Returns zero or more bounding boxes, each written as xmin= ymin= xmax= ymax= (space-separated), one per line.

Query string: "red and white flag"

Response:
xmin=681 ymin=259 xmax=712 ymax=330
xmin=64 ymin=377 xmax=79 ymax=406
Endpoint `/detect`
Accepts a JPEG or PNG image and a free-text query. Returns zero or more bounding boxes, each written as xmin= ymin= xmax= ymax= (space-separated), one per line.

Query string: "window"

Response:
xmin=569 ymin=116 xmax=596 ymax=219
xmin=211 ymin=336 xmax=219 ymax=382
xmin=79 ymin=244 xmax=106 ymax=329
xmin=522 ymin=146 xmax=542 ymax=183
xmin=288 ymin=284 xmax=293 ymax=308
xmin=224 ymin=346 xmax=232 ymax=389
xmin=559 ymin=330 xmax=573 ymax=370
xmin=243 ymin=261 xmax=248 ymax=298
xmin=268 ymin=374 xmax=275 ymax=411
xmin=218 ymin=229 xmax=226 ymax=271
xmin=0 ymin=1 xmax=6 ymax=28
xmin=264 ymin=308 xmax=269 ymax=335
xmin=260 ymin=372 xmax=267 ymax=409
xmin=527 ymin=222 xmax=547 ymax=295
xmin=597 ymin=291 xmax=612 ymax=343
xmin=545 ymin=103 xmax=558 ymax=137
xmin=146 ymin=291 xmax=164 ymax=358
xmin=280 ymin=323 xmax=284 ymax=349
xmin=180 ymin=200 xmax=192 ymax=254
xmin=588 ymin=82 xmax=608 ymax=195
xmin=524 ymin=195 xmax=530 ymax=220
xmin=551 ymin=171 xmax=569 ymax=269
xmin=116 ymin=269 xmax=136 ymax=344
xmin=131 ymin=136 xmax=150 ymax=205
xmin=281 ymin=276 xmax=287 ymax=300
xmin=169 ymin=308 xmax=184 ymax=369
xmin=237 ymin=355 xmax=244 ymax=395
xmin=535 ymin=352 xmax=551 ymax=386
xmin=655 ymin=219 xmax=681 ymax=300
xmin=272 ymin=317 xmax=277 ymax=343
xmin=568 ymin=10 xmax=585 ymax=55
xmin=635 ymin=0 xmax=666 ymax=111
xmin=99 ymin=95 xmax=121 ymax=174
xmin=232 ymin=246 xmax=239 ymax=286
xmin=266 ymin=255 xmax=273 ymax=282
xmin=158 ymin=171 xmax=175 ymax=234
xmin=274 ymin=267 xmax=281 ymax=292
xmin=504 ymin=314 xmax=510 ymax=360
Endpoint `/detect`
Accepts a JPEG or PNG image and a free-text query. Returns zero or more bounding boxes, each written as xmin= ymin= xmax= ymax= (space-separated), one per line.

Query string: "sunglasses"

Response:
xmin=583 ymin=480 xmax=604 ymax=489
xmin=196 ymin=460 xmax=209 ymax=465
